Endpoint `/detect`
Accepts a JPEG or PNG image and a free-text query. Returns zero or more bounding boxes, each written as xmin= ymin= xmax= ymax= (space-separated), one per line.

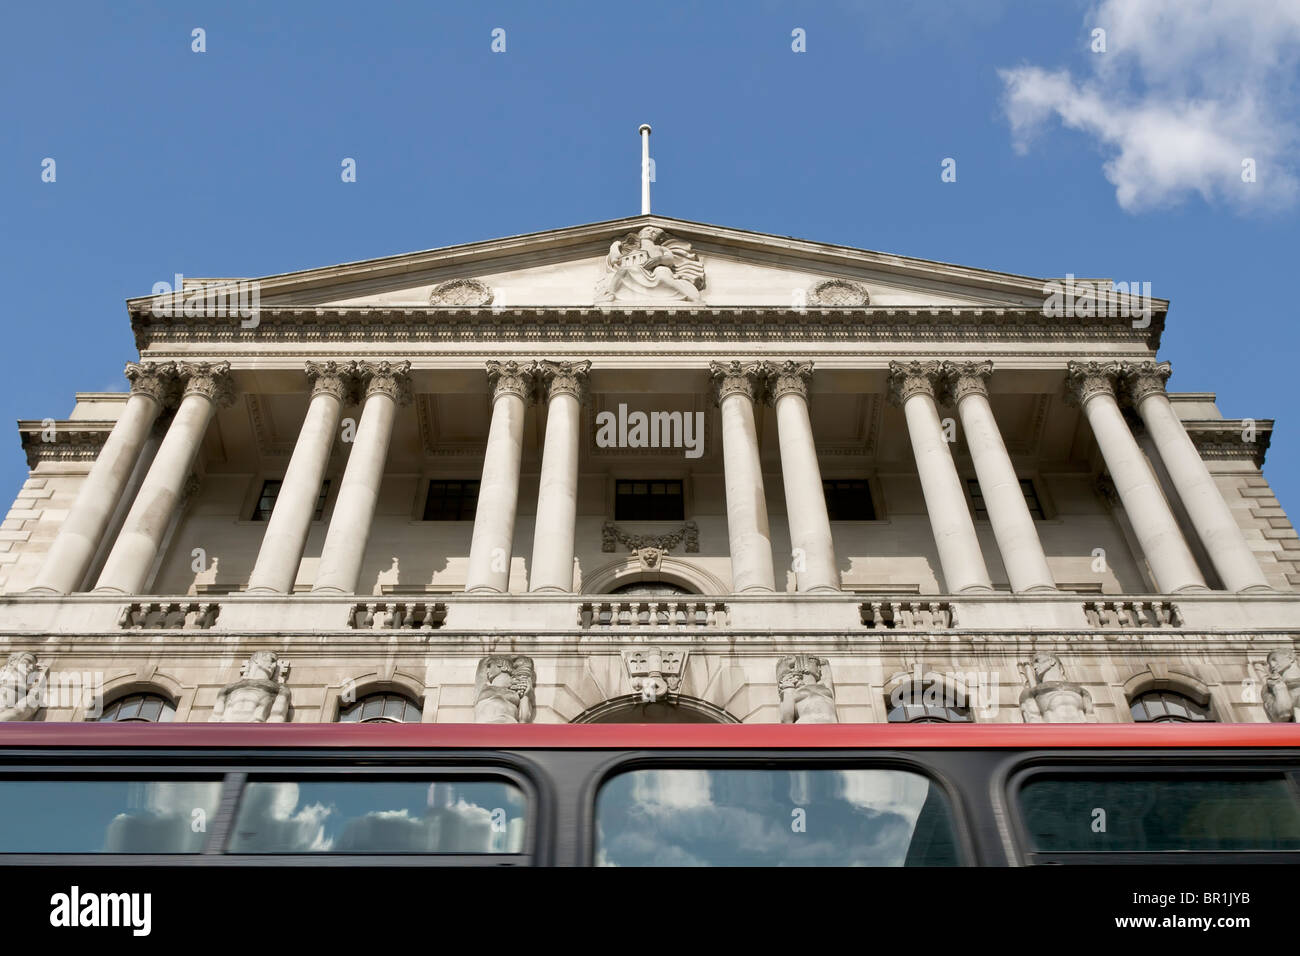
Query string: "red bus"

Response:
xmin=1 ymin=722 xmax=1299 ymax=866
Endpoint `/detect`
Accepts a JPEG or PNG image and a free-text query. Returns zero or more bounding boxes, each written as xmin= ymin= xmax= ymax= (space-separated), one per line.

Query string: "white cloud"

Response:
xmin=999 ymin=0 xmax=1300 ymax=212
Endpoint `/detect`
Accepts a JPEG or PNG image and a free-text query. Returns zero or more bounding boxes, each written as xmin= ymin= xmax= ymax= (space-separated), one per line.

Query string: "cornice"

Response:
xmin=18 ymin=422 xmax=114 ymax=468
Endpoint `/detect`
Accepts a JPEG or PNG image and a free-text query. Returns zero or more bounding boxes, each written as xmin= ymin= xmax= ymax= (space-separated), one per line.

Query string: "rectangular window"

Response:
xmin=967 ymin=478 xmax=1044 ymax=520
xmin=596 ymin=767 xmax=960 ymax=866
xmin=0 ymin=778 xmax=224 ymax=853
xmin=252 ymin=479 xmax=330 ymax=522
xmin=614 ymin=479 xmax=684 ymax=521
xmin=1018 ymin=774 xmax=1300 ymax=854
xmin=823 ymin=479 xmax=875 ymax=520
xmin=227 ymin=777 xmax=526 ymax=854
xmin=423 ymin=479 xmax=480 ymax=521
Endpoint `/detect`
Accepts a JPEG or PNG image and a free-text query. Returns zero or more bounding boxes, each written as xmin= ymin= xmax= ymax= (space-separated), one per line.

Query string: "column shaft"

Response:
xmin=528 ymin=361 xmax=589 ymax=592
xmin=1068 ymin=362 xmax=1206 ymax=592
xmin=767 ymin=362 xmax=838 ymax=592
xmin=312 ymin=362 xmax=410 ymax=594
xmin=93 ymin=363 xmax=232 ymax=594
xmin=246 ymin=363 xmax=351 ymax=593
xmin=466 ymin=362 xmax=533 ymax=593
xmin=712 ymin=362 xmax=776 ymax=592
xmin=1125 ymin=362 xmax=1270 ymax=591
xmin=890 ymin=362 xmax=992 ymax=593
xmin=30 ymin=363 xmax=174 ymax=593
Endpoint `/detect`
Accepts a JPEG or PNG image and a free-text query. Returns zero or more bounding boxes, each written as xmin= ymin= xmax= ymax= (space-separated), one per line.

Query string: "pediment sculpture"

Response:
xmin=210 ymin=651 xmax=291 ymax=722
xmin=1018 ymin=654 xmax=1095 ymax=723
xmin=594 ymin=226 xmax=705 ymax=304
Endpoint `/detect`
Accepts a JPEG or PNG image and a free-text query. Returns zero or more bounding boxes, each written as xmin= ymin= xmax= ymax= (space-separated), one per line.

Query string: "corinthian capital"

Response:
xmin=357 ymin=360 xmax=413 ymax=405
xmin=536 ymin=360 xmax=591 ymax=403
xmin=762 ymin=360 xmax=814 ymax=404
xmin=709 ymin=360 xmax=765 ymax=405
xmin=1065 ymin=361 xmax=1120 ymax=407
xmin=305 ymin=360 xmax=358 ymax=403
xmin=486 ymin=360 xmax=538 ymax=402
xmin=177 ymin=361 xmax=236 ymax=408
xmin=887 ymin=361 xmax=943 ymax=406
xmin=940 ymin=361 xmax=993 ymax=405
xmin=124 ymin=361 xmax=179 ymax=407
xmin=1118 ymin=360 xmax=1172 ymax=406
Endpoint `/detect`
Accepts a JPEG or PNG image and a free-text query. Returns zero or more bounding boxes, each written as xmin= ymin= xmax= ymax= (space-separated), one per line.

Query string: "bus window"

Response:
xmin=595 ymin=767 xmax=960 ymax=866
xmin=0 ymin=778 xmax=223 ymax=853
xmin=227 ymin=778 xmax=527 ymax=854
xmin=1018 ymin=774 xmax=1300 ymax=853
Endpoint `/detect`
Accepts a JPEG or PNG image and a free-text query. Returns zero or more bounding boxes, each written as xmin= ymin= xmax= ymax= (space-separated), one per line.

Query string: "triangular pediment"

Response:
xmin=128 ymin=216 xmax=1089 ymax=312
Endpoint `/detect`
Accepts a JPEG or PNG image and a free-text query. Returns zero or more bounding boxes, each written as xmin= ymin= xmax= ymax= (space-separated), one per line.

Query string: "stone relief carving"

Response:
xmin=474 ymin=656 xmax=536 ymax=723
xmin=1018 ymin=654 xmax=1096 ymax=723
xmin=625 ymin=647 xmax=686 ymax=702
xmin=210 ymin=651 xmax=291 ymax=723
xmin=808 ymin=279 xmax=869 ymax=306
xmin=0 ymin=652 xmax=47 ymax=722
xmin=777 ymin=655 xmax=838 ymax=724
xmin=594 ymin=226 xmax=705 ymax=304
xmin=601 ymin=520 xmax=699 ymax=554
xmin=429 ymin=278 xmax=495 ymax=307
xmin=1255 ymin=649 xmax=1300 ymax=722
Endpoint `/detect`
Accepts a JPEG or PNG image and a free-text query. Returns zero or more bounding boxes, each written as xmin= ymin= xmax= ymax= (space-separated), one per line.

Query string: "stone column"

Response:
xmin=93 ymin=362 xmax=234 ymax=594
xmin=1066 ymin=361 xmax=1206 ymax=592
xmin=1121 ymin=361 xmax=1270 ymax=592
xmin=942 ymin=361 xmax=1057 ymax=593
xmin=888 ymin=361 xmax=992 ymax=593
xmin=710 ymin=361 xmax=776 ymax=592
xmin=246 ymin=362 xmax=356 ymax=594
xmin=312 ymin=361 xmax=411 ymax=594
xmin=465 ymin=361 xmax=536 ymax=593
xmin=764 ymin=360 xmax=839 ymax=592
xmin=30 ymin=362 xmax=178 ymax=594
xmin=528 ymin=360 xmax=590 ymax=592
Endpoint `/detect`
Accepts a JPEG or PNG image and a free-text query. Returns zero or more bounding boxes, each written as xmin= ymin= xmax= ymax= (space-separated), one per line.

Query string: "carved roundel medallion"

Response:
xmin=809 ymin=279 xmax=870 ymax=306
xmin=429 ymin=278 xmax=494 ymax=307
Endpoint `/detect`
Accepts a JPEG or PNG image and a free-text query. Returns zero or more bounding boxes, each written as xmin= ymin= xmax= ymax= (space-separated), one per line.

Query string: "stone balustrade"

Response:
xmin=860 ymin=600 xmax=955 ymax=629
xmin=117 ymin=601 xmax=220 ymax=629
xmin=1083 ymin=599 xmax=1182 ymax=629
xmin=577 ymin=600 xmax=730 ymax=628
xmin=349 ymin=602 xmax=447 ymax=630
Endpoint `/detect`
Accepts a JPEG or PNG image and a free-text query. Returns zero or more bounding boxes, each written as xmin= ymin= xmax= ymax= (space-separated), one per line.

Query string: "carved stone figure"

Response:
xmin=777 ymin=655 xmax=838 ymax=724
xmin=210 ymin=651 xmax=291 ymax=723
xmin=1256 ymin=649 xmax=1300 ymax=722
xmin=474 ymin=656 xmax=536 ymax=723
xmin=594 ymin=227 xmax=705 ymax=304
xmin=0 ymin=652 xmax=47 ymax=722
xmin=1018 ymin=654 xmax=1095 ymax=723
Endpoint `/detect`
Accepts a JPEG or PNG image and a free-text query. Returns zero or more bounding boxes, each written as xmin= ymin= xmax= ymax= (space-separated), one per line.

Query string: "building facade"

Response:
xmin=2 ymin=215 xmax=1298 ymax=726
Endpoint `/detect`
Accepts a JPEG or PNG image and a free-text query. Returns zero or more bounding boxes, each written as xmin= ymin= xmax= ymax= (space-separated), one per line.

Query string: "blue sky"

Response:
xmin=2 ymin=1 xmax=1297 ymax=511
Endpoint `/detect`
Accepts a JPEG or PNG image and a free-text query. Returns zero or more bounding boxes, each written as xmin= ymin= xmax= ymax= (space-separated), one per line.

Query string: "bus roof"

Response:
xmin=0 ymin=722 xmax=1298 ymax=749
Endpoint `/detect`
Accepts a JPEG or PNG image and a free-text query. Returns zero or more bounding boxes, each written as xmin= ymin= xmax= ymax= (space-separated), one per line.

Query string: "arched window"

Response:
xmin=338 ymin=692 xmax=423 ymax=724
xmin=886 ymin=686 xmax=973 ymax=724
xmin=96 ymin=692 xmax=175 ymax=723
xmin=1130 ymin=690 xmax=1214 ymax=723
xmin=607 ymin=582 xmax=693 ymax=596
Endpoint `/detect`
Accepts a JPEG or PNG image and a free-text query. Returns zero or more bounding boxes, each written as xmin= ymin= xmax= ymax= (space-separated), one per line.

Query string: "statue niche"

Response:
xmin=474 ymin=656 xmax=536 ymax=724
xmin=594 ymin=227 xmax=705 ymax=304
xmin=777 ymin=655 xmax=838 ymax=724
xmin=210 ymin=651 xmax=291 ymax=723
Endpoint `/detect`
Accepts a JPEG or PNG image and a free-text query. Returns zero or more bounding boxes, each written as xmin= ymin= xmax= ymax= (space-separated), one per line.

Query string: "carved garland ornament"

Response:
xmin=601 ymin=520 xmax=700 ymax=554
xmin=429 ymin=278 xmax=494 ymax=307
xmin=808 ymin=279 xmax=870 ymax=306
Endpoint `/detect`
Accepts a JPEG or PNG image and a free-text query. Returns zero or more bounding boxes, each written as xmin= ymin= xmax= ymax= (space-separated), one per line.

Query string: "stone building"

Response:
xmin=1 ymin=214 xmax=1297 ymax=725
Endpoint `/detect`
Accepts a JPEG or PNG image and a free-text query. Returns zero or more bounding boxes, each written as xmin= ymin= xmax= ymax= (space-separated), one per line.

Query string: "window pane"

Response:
xmin=1019 ymin=775 xmax=1300 ymax=852
xmin=228 ymin=779 xmax=526 ymax=854
xmin=823 ymin=479 xmax=875 ymax=521
xmin=0 ymin=779 xmax=223 ymax=853
xmin=615 ymin=479 xmax=685 ymax=521
xmin=596 ymin=768 xmax=959 ymax=866
xmin=115 ymin=696 xmax=142 ymax=720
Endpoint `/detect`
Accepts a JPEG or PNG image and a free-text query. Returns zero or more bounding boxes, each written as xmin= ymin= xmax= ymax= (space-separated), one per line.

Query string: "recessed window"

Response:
xmin=823 ymin=479 xmax=876 ymax=520
xmin=423 ymin=480 xmax=480 ymax=521
xmin=96 ymin=693 xmax=176 ymax=723
xmin=338 ymin=692 xmax=423 ymax=724
xmin=1130 ymin=690 xmax=1215 ymax=723
xmin=967 ymin=478 xmax=1044 ymax=520
xmin=614 ymin=479 xmax=684 ymax=521
xmin=252 ymin=479 xmax=330 ymax=522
